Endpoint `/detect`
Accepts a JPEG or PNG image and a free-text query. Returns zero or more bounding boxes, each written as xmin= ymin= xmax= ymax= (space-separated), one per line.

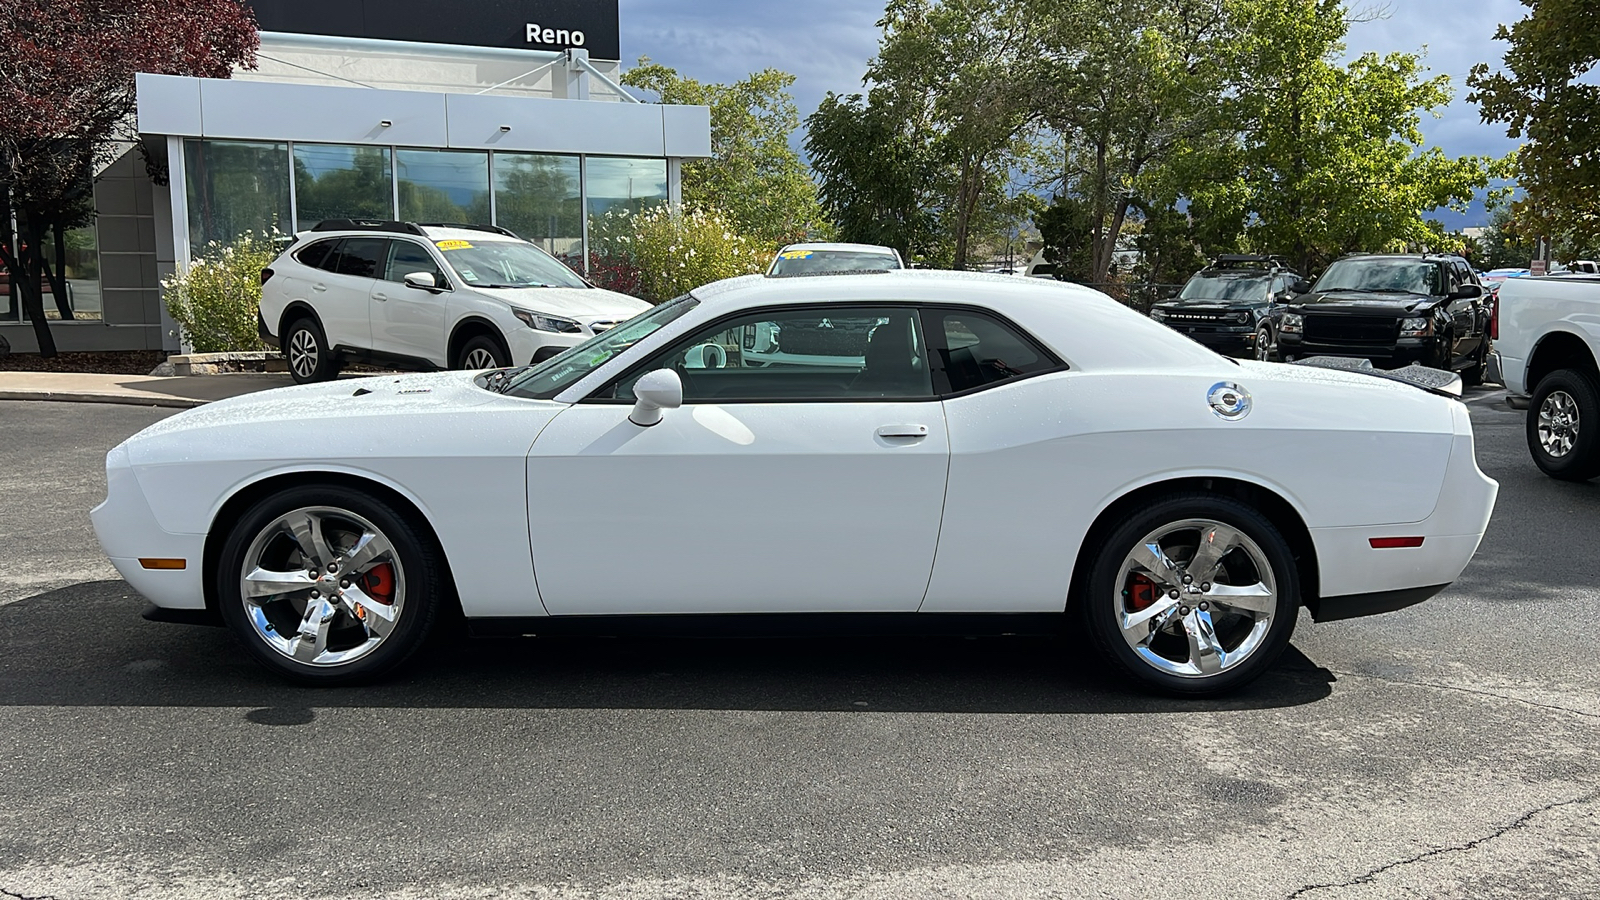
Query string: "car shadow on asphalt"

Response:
xmin=0 ymin=581 xmax=1335 ymax=714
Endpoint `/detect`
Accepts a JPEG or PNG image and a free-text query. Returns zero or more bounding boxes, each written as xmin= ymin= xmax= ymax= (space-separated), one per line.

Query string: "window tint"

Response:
xmin=385 ymin=240 xmax=446 ymax=285
xmin=928 ymin=310 xmax=1059 ymax=394
xmin=329 ymin=238 xmax=387 ymax=278
xmin=294 ymin=239 xmax=337 ymax=271
xmin=615 ymin=307 xmax=933 ymax=402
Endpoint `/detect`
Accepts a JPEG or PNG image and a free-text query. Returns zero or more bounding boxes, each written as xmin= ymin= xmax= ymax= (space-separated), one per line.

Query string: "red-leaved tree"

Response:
xmin=0 ymin=0 xmax=258 ymax=356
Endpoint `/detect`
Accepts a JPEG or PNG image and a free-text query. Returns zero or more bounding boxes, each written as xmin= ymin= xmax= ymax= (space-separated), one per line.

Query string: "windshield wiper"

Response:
xmin=479 ymin=283 xmax=559 ymax=289
xmin=481 ymin=365 xmax=531 ymax=394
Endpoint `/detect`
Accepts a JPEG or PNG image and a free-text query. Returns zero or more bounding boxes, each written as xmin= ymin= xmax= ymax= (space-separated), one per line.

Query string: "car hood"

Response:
xmin=480 ymin=285 xmax=650 ymax=319
xmin=1292 ymin=290 xmax=1438 ymax=313
xmin=1154 ymin=299 xmax=1261 ymax=311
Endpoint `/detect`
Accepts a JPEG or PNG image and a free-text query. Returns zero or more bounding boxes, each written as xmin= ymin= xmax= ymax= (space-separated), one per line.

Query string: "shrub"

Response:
xmin=589 ymin=203 xmax=767 ymax=302
xmin=162 ymin=233 xmax=278 ymax=352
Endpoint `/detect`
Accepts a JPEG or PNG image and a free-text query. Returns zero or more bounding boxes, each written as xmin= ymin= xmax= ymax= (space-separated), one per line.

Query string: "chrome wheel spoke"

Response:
xmin=291 ymin=596 xmax=338 ymax=663
xmin=344 ymin=531 xmax=393 ymax=576
xmin=1128 ymin=541 xmax=1180 ymax=587
xmin=1121 ymin=595 xmax=1182 ymax=639
xmin=1187 ymin=522 xmax=1243 ymax=583
xmin=1182 ymin=608 xmax=1226 ymax=676
xmin=284 ymin=510 xmax=336 ymax=569
xmin=1206 ymin=581 xmax=1276 ymax=615
xmin=243 ymin=566 xmax=315 ymax=600
xmin=343 ymin=586 xmax=398 ymax=639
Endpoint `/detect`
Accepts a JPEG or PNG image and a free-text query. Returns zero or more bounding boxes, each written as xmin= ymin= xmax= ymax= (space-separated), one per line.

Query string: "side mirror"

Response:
xmin=1290 ymin=280 xmax=1311 ymax=294
xmin=403 ymin=271 xmax=438 ymax=290
xmin=1447 ymin=284 xmax=1484 ymax=301
xmin=629 ymin=369 xmax=683 ymax=427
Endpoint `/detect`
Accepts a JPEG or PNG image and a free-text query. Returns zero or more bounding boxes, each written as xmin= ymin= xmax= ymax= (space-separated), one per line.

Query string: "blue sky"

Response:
xmin=619 ymin=0 xmax=1533 ymax=225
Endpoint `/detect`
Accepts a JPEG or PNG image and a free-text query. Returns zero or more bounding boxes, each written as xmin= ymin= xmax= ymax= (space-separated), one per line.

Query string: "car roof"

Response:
xmin=1337 ymin=253 xmax=1466 ymax=263
xmin=775 ymin=242 xmax=900 ymax=256
xmin=693 ymin=269 xmax=1104 ymax=310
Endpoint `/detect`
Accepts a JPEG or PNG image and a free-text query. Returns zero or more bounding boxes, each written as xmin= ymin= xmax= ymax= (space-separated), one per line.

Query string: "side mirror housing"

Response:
xmin=403 ymin=271 xmax=438 ymax=290
xmin=1447 ymin=284 xmax=1484 ymax=301
xmin=629 ymin=369 xmax=683 ymax=427
xmin=1290 ymin=280 xmax=1312 ymax=295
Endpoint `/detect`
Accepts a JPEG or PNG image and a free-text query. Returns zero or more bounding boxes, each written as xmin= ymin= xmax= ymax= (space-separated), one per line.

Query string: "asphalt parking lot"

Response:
xmin=1 ymin=387 xmax=1597 ymax=900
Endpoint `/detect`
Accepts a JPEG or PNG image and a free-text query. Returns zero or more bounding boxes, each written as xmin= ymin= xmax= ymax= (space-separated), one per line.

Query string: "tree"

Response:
xmin=1035 ymin=196 xmax=1095 ymax=281
xmin=622 ymin=61 xmax=826 ymax=248
xmin=0 ymin=0 xmax=258 ymax=356
xmin=1208 ymin=0 xmax=1501 ymax=272
xmin=1468 ymin=0 xmax=1600 ymax=261
xmin=1479 ymin=203 xmax=1540 ymax=270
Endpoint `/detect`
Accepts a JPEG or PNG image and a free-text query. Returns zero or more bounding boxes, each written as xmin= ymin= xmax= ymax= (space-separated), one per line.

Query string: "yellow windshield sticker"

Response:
xmin=778 ymin=249 xmax=814 ymax=260
xmin=436 ymin=240 xmax=474 ymax=251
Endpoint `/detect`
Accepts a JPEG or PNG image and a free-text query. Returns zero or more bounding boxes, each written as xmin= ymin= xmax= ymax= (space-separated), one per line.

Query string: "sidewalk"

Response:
xmin=0 ymin=372 xmax=294 ymax=409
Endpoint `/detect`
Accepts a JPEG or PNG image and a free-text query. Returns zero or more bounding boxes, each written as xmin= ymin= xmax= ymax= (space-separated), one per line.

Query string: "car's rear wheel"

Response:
xmin=1082 ymin=494 xmax=1300 ymax=696
xmin=284 ymin=318 xmax=340 ymax=384
xmin=1254 ymin=323 xmax=1275 ymax=361
xmin=456 ymin=334 xmax=508 ymax=370
xmin=1527 ymin=369 xmax=1600 ymax=481
xmin=217 ymin=486 xmax=443 ymax=685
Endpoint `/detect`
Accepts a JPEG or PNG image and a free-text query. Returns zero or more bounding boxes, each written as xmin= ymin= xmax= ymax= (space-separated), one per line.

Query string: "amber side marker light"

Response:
xmin=138 ymin=558 xmax=187 ymax=570
xmin=1369 ymin=537 xmax=1425 ymax=549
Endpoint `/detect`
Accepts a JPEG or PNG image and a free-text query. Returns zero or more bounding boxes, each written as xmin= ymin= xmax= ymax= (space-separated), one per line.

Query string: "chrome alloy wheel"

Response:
xmin=238 ymin=506 xmax=405 ymax=667
xmin=463 ymin=346 xmax=498 ymax=370
xmin=1538 ymin=390 xmax=1580 ymax=458
xmin=1254 ymin=325 xmax=1273 ymax=361
xmin=288 ymin=328 xmax=319 ymax=380
xmin=1114 ymin=518 xmax=1278 ymax=678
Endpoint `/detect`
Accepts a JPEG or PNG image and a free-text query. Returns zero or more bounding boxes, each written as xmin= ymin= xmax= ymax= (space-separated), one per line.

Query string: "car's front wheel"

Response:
xmin=1082 ymin=494 xmax=1300 ymax=696
xmin=456 ymin=334 xmax=509 ymax=370
xmin=1527 ymin=369 xmax=1600 ymax=481
xmin=1254 ymin=323 xmax=1275 ymax=362
xmin=217 ymin=485 xmax=443 ymax=685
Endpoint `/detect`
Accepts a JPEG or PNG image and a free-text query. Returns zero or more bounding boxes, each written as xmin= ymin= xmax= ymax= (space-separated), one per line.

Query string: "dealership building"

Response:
xmin=0 ymin=0 xmax=711 ymax=354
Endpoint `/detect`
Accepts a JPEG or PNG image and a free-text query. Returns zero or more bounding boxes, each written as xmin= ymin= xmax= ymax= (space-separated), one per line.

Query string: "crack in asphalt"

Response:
xmin=1284 ymin=789 xmax=1600 ymax=898
xmin=1 ymin=888 xmax=60 ymax=900
xmin=1330 ymin=669 xmax=1600 ymax=721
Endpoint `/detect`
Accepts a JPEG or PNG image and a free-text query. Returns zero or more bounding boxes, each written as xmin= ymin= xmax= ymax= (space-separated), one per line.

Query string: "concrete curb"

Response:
xmin=0 ymin=390 xmax=207 ymax=409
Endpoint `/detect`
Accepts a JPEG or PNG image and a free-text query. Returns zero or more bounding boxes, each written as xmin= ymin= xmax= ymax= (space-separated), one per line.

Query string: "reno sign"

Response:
xmin=248 ymin=0 xmax=621 ymax=60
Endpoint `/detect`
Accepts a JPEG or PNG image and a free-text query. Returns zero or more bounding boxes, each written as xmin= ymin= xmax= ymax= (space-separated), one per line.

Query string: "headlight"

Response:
xmin=513 ymin=309 xmax=582 ymax=334
xmin=1150 ymin=308 xmax=1168 ymax=321
xmin=1280 ymin=313 xmax=1303 ymax=334
xmin=1233 ymin=311 xmax=1252 ymax=325
xmin=1399 ymin=316 xmax=1431 ymax=337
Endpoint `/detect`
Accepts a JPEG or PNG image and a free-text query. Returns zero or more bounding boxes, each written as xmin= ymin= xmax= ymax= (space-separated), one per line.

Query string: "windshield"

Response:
xmin=1178 ymin=273 xmax=1271 ymax=303
xmin=434 ymin=237 xmax=588 ymax=289
xmin=769 ymin=249 xmax=902 ymax=276
xmin=502 ymin=295 xmax=700 ymax=399
xmin=1315 ymin=259 xmax=1443 ymax=295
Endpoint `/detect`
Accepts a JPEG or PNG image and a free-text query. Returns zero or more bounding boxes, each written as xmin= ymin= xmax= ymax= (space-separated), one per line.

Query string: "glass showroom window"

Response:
xmin=585 ymin=157 xmax=668 ymax=222
xmin=397 ymin=149 xmax=490 ymax=224
xmin=493 ymin=153 xmax=581 ymax=265
xmin=184 ymin=139 xmax=291 ymax=249
xmin=294 ymin=144 xmax=394 ymax=227
xmin=32 ymin=224 xmax=102 ymax=322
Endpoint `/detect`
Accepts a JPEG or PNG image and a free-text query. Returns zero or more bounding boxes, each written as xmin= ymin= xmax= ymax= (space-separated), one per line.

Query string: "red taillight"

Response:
xmin=260 ymin=268 xmax=274 ymax=286
xmin=1489 ymin=295 xmax=1499 ymax=340
xmin=1369 ymin=537 xmax=1426 ymax=549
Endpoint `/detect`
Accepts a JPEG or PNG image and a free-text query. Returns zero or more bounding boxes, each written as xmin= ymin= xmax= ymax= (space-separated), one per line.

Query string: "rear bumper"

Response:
xmin=1312 ymin=583 xmax=1449 ymax=622
xmin=258 ymin=311 xmax=279 ymax=350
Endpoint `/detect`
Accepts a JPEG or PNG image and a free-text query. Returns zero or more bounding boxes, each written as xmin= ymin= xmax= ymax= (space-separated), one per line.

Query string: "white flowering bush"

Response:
xmin=162 ymin=233 xmax=278 ymax=352
xmin=589 ymin=203 xmax=766 ymax=302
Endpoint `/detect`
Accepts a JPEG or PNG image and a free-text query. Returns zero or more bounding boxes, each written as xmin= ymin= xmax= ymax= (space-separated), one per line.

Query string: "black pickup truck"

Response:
xmin=1276 ymin=253 xmax=1492 ymax=384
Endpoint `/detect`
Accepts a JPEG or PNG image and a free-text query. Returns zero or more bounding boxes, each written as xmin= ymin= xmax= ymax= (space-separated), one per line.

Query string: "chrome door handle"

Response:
xmin=876 ymin=424 xmax=929 ymax=438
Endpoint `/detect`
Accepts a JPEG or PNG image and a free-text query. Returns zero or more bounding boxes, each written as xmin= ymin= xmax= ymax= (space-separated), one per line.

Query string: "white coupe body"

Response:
xmin=93 ymin=271 xmax=1498 ymax=692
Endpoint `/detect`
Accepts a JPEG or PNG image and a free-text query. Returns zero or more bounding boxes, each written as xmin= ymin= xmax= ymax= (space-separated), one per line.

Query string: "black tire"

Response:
xmin=1526 ymin=369 xmax=1600 ymax=482
xmin=1461 ymin=340 xmax=1488 ymax=386
xmin=216 ymin=485 xmax=443 ymax=685
xmin=284 ymin=317 xmax=340 ymax=384
xmin=1254 ymin=323 xmax=1275 ymax=362
xmin=455 ymin=334 xmax=509 ymax=370
xmin=1080 ymin=493 xmax=1300 ymax=697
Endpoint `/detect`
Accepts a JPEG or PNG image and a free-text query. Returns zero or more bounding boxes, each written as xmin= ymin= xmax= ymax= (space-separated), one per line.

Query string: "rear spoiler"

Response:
xmin=1292 ymin=356 xmax=1463 ymax=398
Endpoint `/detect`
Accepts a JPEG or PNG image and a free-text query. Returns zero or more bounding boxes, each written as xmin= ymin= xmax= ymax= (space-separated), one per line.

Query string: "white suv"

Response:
xmin=258 ymin=221 xmax=650 ymax=383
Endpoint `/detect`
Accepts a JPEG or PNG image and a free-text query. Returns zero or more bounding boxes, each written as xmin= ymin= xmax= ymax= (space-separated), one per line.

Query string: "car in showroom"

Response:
xmin=767 ymin=242 xmax=904 ymax=277
xmin=257 ymin=220 xmax=650 ymax=384
xmin=1148 ymin=256 xmax=1306 ymax=361
xmin=93 ymin=271 xmax=1497 ymax=696
xmin=1275 ymin=253 xmax=1493 ymax=383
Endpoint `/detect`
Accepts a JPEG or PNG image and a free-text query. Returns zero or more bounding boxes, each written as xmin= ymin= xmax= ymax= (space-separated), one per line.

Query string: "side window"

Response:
xmin=927 ymin=309 xmax=1060 ymax=395
xmin=329 ymin=238 xmax=387 ymax=278
xmin=614 ymin=307 xmax=933 ymax=402
xmin=294 ymin=239 xmax=337 ymax=271
xmin=1269 ymin=275 xmax=1287 ymax=297
xmin=385 ymin=240 xmax=446 ymax=286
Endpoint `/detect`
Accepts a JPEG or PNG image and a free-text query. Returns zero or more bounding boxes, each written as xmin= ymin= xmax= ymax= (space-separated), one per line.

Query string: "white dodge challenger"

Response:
xmin=93 ymin=271 xmax=1498 ymax=695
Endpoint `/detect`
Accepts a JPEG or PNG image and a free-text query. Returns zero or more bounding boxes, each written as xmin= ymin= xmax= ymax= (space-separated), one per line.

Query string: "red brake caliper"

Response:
xmin=358 ymin=563 xmax=396 ymax=607
xmin=1125 ymin=573 xmax=1158 ymax=612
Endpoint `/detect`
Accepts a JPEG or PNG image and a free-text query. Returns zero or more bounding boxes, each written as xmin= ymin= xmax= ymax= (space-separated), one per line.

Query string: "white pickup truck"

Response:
xmin=1496 ymin=274 xmax=1600 ymax=480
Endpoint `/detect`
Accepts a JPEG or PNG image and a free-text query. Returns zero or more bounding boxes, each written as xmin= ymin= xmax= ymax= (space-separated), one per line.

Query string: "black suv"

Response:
xmin=1149 ymin=256 xmax=1306 ymax=360
xmin=1277 ymin=253 xmax=1491 ymax=383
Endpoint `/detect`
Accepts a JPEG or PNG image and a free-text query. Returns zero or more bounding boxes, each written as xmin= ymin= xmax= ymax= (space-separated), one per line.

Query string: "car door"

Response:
xmin=370 ymin=238 xmax=451 ymax=367
xmin=526 ymin=305 xmax=951 ymax=616
xmin=1444 ymin=262 xmax=1482 ymax=362
xmin=313 ymin=237 xmax=384 ymax=352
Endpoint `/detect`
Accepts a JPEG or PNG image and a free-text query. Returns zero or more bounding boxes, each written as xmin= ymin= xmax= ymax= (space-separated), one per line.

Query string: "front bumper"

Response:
xmin=90 ymin=446 xmax=208 ymax=611
xmin=1166 ymin=324 xmax=1259 ymax=357
xmin=1277 ymin=333 xmax=1439 ymax=368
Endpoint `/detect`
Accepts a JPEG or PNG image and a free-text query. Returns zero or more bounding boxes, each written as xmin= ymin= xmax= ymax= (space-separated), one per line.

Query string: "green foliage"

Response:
xmin=1130 ymin=202 xmax=1209 ymax=285
xmin=1479 ymin=203 xmax=1540 ymax=270
xmin=1469 ymin=0 xmax=1600 ymax=260
xmin=161 ymin=233 xmax=276 ymax=352
xmin=1035 ymin=196 xmax=1095 ymax=281
xmin=622 ymin=62 xmax=826 ymax=248
xmin=589 ymin=204 xmax=766 ymax=303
